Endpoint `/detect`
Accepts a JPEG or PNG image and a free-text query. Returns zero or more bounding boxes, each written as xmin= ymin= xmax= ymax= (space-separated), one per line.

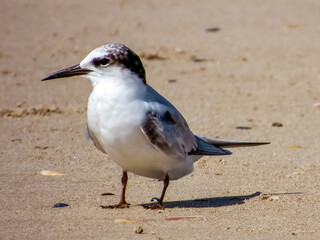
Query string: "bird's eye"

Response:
xmin=94 ymin=58 xmax=110 ymax=67
xmin=99 ymin=58 xmax=110 ymax=67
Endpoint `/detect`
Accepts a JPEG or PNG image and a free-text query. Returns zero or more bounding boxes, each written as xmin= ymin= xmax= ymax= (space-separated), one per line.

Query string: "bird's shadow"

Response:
xmin=141 ymin=191 xmax=262 ymax=209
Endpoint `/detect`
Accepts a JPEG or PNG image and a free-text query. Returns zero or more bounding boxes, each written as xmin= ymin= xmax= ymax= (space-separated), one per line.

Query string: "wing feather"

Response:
xmin=141 ymin=109 xmax=196 ymax=159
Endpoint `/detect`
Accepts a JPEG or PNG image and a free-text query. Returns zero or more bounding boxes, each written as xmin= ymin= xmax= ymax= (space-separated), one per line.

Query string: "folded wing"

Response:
xmin=140 ymin=109 xmax=197 ymax=159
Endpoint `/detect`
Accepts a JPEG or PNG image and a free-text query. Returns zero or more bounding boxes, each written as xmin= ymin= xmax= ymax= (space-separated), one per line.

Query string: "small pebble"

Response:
xmin=135 ymin=226 xmax=143 ymax=234
xmin=235 ymin=126 xmax=251 ymax=130
xmin=16 ymin=101 xmax=26 ymax=108
xmin=150 ymin=197 xmax=160 ymax=202
xmin=192 ymin=57 xmax=208 ymax=62
xmin=272 ymin=122 xmax=283 ymax=127
xmin=205 ymin=27 xmax=220 ymax=32
xmin=53 ymin=203 xmax=69 ymax=208
xmin=101 ymin=192 xmax=115 ymax=196
xmin=269 ymin=195 xmax=280 ymax=201
xmin=235 ymin=57 xmax=247 ymax=62
xmin=166 ymin=79 xmax=177 ymax=83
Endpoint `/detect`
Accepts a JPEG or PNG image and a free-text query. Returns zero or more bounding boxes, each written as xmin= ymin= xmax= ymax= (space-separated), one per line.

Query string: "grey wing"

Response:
xmin=140 ymin=86 xmax=267 ymax=158
xmin=140 ymin=109 xmax=197 ymax=159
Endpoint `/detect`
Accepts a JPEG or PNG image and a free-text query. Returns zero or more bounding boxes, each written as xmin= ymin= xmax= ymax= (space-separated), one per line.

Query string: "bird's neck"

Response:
xmin=90 ymin=70 xmax=147 ymax=103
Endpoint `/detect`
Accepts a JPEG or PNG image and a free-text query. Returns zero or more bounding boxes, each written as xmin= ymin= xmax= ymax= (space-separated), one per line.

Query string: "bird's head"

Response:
xmin=42 ymin=44 xmax=146 ymax=86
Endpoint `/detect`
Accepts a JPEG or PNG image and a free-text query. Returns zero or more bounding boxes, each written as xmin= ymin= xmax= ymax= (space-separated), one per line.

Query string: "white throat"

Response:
xmin=87 ymin=66 xmax=146 ymax=103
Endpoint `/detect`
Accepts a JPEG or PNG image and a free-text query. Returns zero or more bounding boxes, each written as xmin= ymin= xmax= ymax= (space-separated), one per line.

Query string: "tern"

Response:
xmin=42 ymin=43 xmax=269 ymax=209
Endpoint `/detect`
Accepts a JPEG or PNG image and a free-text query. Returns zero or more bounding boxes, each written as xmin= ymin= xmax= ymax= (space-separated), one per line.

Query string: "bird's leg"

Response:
xmin=144 ymin=174 xmax=169 ymax=209
xmin=158 ymin=174 xmax=170 ymax=207
xmin=101 ymin=171 xmax=130 ymax=209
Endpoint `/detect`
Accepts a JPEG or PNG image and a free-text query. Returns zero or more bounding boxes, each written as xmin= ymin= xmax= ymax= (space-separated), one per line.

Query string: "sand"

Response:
xmin=1 ymin=0 xmax=320 ymax=239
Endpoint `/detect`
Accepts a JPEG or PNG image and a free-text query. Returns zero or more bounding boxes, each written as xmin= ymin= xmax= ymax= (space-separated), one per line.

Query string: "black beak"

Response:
xmin=42 ymin=64 xmax=92 ymax=81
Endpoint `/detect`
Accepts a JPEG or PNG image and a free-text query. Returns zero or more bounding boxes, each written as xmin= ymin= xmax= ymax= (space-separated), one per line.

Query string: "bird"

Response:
xmin=42 ymin=43 xmax=269 ymax=209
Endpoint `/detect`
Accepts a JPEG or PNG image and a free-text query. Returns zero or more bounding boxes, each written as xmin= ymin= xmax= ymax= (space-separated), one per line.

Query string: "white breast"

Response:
xmin=87 ymin=74 xmax=195 ymax=180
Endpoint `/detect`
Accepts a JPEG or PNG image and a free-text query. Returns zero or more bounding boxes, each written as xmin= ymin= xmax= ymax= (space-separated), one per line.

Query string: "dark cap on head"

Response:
xmin=94 ymin=44 xmax=146 ymax=84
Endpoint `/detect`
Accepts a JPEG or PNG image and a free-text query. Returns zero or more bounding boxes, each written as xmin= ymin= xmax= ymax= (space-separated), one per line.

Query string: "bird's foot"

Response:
xmin=143 ymin=203 xmax=164 ymax=210
xmin=101 ymin=202 xmax=130 ymax=209
xmin=142 ymin=197 xmax=164 ymax=210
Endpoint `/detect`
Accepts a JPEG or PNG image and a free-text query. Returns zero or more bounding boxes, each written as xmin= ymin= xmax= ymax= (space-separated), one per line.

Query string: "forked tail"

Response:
xmin=188 ymin=135 xmax=270 ymax=156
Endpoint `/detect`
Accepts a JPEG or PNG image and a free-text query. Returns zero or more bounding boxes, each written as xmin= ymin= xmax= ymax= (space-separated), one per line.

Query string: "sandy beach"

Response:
xmin=1 ymin=0 xmax=320 ymax=239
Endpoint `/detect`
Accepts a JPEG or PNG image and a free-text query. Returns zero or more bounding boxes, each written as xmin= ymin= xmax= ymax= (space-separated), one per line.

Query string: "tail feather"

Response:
xmin=188 ymin=136 xmax=232 ymax=156
xmin=198 ymin=135 xmax=270 ymax=148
